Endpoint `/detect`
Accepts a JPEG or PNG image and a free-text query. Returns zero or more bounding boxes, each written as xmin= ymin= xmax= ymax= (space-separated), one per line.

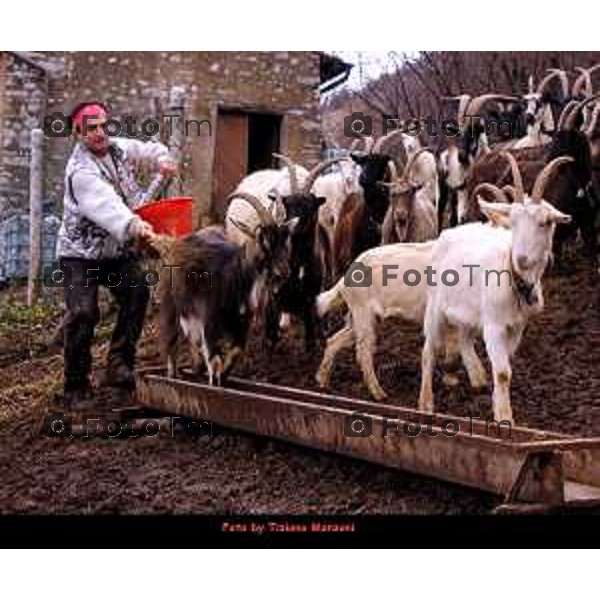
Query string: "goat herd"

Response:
xmin=156 ymin=64 xmax=600 ymax=426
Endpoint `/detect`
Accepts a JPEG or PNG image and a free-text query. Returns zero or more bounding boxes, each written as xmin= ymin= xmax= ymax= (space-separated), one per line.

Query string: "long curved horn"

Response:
xmin=472 ymin=182 xmax=511 ymax=204
xmin=302 ymin=156 xmax=350 ymax=193
xmin=549 ymin=68 xmax=570 ymax=98
xmin=557 ymin=100 xmax=579 ymax=130
xmin=227 ymin=191 xmax=275 ymax=227
xmin=349 ymin=138 xmax=364 ymax=152
xmin=584 ymin=64 xmax=600 ymax=86
xmin=498 ymin=150 xmax=525 ymax=202
xmin=502 ymin=185 xmax=519 ymax=203
xmin=372 ymin=128 xmax=406 ymax=154
xmin=537 ymin=69 xmax=568 ymax=98
xmin=573 ymin=67 xmax=591 ymax=98
xmin=364 ymin=136 xmax=376 ymax=154
xmin=465 ymin=94 xmax=521 ymax=118
xmin=531 ymin=156 xmax=575 ymax=202
xmin=563 ymin=93 xmax=600 ymax=130
xmin=387 ymin=160 xmax=399 ymax=182
xmin=403 ymin=148 xmax=431 ymax=180
xmin=273 ymin=153 xmax=299 ymax=194
xmin=446 ymin=94 xmax=472 ymax=125
xmin=585 ymin=102 xmax=600 ymax=137
xmin=572 ymin=64 xmax=600 ymax=97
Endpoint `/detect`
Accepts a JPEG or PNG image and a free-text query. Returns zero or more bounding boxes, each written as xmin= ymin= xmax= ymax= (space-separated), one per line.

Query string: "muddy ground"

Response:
xmin=0 ymin=252 xmax=599 ymax=515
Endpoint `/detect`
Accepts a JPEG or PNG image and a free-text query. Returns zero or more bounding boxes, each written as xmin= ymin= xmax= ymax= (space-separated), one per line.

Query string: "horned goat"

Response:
xmin=380 ymin=150 xmax=438 ymax=244
xmin=463 ymin=93 xmax=600 ymax=272
xmin=418 ymin=156 xmax=574 ymax=423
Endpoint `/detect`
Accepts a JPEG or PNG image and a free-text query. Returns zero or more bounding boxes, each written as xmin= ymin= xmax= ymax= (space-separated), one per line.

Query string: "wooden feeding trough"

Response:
xmin=135 ymin=366 xmax=600 ymax=513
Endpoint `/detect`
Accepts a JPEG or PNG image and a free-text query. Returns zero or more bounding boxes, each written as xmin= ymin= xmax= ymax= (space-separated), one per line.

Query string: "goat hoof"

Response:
xmin=418 ymin=395 xmax=434 ymax=413
xmin=493 ymin=403 xmax=513 ymax=423
xmin=315 ymin=373 xmax=329 ymax=389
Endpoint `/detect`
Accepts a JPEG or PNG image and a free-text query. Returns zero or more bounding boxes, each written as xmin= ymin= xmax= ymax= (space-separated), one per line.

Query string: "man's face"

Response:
xmin=77 ymin=112 xmax=109 ymax=156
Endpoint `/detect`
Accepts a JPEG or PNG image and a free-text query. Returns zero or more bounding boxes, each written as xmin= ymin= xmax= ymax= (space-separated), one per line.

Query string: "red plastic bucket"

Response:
xmin=134 ymin=197 xmax=194 ymax=237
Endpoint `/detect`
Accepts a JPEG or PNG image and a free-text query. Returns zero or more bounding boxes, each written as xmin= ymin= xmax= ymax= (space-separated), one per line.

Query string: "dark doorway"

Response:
xmin=247 ymin=113 xmax=282 ymax=172
xmin=211 ymin=109 xmax=282 ymax=217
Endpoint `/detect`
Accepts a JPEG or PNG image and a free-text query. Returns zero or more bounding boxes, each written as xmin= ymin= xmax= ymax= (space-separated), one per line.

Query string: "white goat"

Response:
xmin=418 ymin=156 xmax=573 ymax=423
xmin=315 ymin=241 xmax=437 ymax=400
xmin=225 ymin=161 xmax=309 ymax=261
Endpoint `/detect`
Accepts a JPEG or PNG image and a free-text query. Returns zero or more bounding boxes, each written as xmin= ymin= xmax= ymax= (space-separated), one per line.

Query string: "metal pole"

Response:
xmin=27 ymin=128 xmax=43 ymax=307
xmin=168 ymin=85 xmax=185 ymax=197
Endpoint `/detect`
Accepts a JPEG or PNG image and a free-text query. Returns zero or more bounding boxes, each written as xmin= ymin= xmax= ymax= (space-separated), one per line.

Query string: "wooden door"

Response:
xmin=212 ymin=112 xmax=248 ymax=217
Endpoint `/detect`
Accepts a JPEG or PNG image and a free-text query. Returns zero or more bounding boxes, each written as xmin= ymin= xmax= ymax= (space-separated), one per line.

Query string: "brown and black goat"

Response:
xmin=158 ymin=226 xmax=265 ymax=386
xmin=332 ymin=131 xmax=406 ymax=278
xmin=264 ymin=154 xmax=349 ymax=352
xmin=463 ymin=93 xmax=600 ymax=273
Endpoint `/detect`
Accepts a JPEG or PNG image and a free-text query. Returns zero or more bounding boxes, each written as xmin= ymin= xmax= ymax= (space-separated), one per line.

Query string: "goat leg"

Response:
xmin=578 ymin=206 xmax=599 ymax=278
xmin=190 ymin=342 xmax=204 ymax=378
xmin=264 ymin=302 xmax=281 ymax=353
xmin=303 ymin=303 xmax=319 ymax=354
xmin=483 ymin=324 xmax=514 ymax=424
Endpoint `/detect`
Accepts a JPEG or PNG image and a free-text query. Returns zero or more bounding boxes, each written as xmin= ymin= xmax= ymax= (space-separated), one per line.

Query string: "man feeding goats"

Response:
xmin=54 ymin=101 xmax=178 ymax=410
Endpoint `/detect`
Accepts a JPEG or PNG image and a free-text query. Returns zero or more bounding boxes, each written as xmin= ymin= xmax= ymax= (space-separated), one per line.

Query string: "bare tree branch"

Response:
xmin=421 ymin=51 xmax=453 ymax=95
xmin=404 ymin=56 xmax=441 ymax=104
xmin=388 ymin=52 xmax=415 ymax=116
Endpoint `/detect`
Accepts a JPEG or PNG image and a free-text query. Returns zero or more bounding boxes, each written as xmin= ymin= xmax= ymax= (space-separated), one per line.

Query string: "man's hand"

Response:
xmin=127 ymin=216 xmax=163 ymax=259
xmin=158 ymin=158 xmax=179 ymax=178
xmin=128 ymin=215 xmax=155 ymax=241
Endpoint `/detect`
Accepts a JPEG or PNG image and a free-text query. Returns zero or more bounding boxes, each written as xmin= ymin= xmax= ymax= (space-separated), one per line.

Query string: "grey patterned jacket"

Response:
xmin=56 ymin=137 xmax=172 ymax=260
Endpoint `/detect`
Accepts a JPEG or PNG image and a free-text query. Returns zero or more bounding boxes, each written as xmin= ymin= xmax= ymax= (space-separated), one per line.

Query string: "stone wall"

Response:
xmin=0 ymin=52 xmax=48 ymax=217
xmin=0 ymin=51 xmax=323 ymax=279
xmin=1 ymin=51 xmax=322 ymax=219
xmin=44 ymin=51 xmax=322 ymax=222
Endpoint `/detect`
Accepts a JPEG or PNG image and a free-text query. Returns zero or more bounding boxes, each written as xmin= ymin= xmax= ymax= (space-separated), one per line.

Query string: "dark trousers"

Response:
xmin=59 ymin=256 xmax=150 ymax=392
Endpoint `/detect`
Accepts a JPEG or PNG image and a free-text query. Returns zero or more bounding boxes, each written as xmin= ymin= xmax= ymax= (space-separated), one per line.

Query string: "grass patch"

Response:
xmin=0 ymin=301 xmax=60 ymax=338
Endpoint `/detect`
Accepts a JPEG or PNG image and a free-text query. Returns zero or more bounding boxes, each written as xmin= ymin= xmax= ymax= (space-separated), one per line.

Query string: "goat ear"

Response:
xmin=315 ymin=196 xmax=327 ymax=207
xmin=548 ymin=206 xmax=572 ymax=225
xmin=478 ymin=198 xmax=512 ymax=226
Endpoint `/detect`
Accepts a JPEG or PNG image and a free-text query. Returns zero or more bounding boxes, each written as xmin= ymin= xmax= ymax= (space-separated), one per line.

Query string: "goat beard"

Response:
xmin=394 ymin=221 xmax=410 ymax=243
